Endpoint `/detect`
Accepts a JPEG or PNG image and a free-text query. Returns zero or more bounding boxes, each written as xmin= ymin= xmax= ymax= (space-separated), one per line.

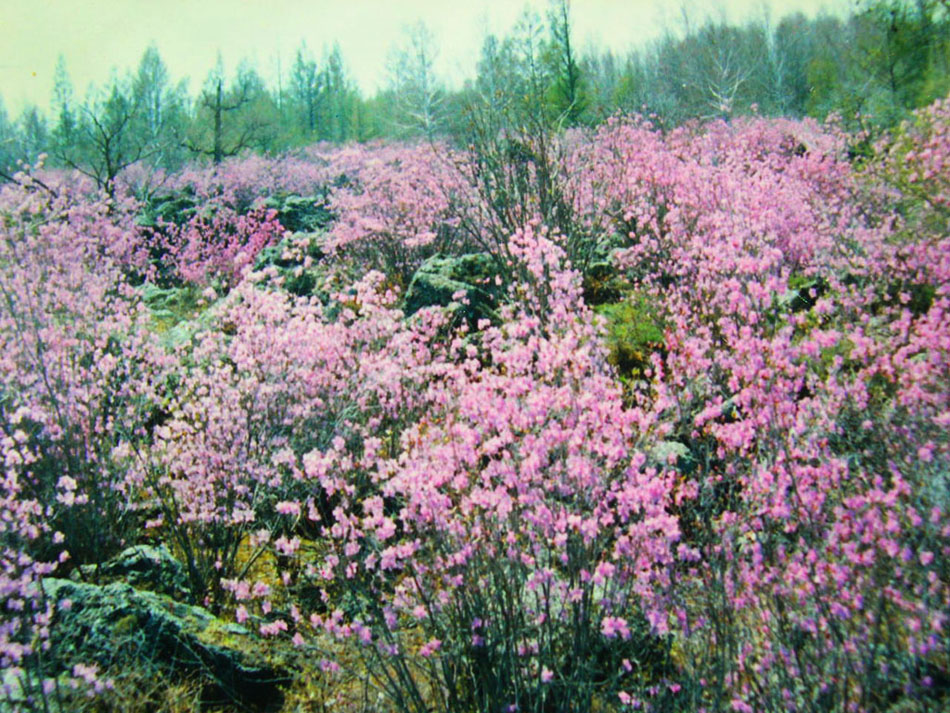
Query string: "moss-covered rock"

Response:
xmin=260 ymin=194 xmax=333 ymax=234
xmin=649 ymin=440 xmax=695 ymax=473
xmin=139 ymin=283 xmax=218 ymax=346
xmin=582 ymin=260 xmax=623 ymax=305
xmin=253 ymin=234 xmax=328 ymax=299
xmin=404 ymin=253 xmax=503 ymax=326
xmin=41 ymin=578 xmax=289 ymax=711
xmin=77 ymin=544 xmax=189 ymax=599
xmin=595 ymin=294 xmax=666 ymax=381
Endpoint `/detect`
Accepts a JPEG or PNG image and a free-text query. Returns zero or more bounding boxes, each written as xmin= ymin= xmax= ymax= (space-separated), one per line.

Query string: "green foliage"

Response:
xmin=595 ymin=294 xmax=665 ymax=382
xmin=0 ymin=98 xmax=18 ymax=176
xmin=544 ymin=0 xmax=588 ymax=126
xmin=284 ymin=42 xmax=362 ymax=145
xmin=140 ymin=283 xmax=209 ymax=334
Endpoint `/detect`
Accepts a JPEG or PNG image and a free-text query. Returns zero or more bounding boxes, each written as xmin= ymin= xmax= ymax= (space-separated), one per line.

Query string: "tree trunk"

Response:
xmin=213 ymin=80 xmax=223 ymax=165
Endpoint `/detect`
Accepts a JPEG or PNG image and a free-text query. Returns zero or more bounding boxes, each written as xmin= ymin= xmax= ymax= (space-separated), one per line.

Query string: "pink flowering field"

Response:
xmin=1 ymin=99 xmax=949 ymax=712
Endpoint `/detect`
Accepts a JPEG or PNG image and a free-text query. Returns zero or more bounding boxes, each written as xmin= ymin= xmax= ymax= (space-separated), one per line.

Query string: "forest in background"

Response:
xmin=1 ymin=0 xmax=949 ymax=193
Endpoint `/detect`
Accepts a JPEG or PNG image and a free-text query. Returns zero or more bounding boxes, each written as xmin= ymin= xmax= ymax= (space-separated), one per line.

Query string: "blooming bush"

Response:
xmin=1 ymin=96 xmax=949 ymax=713
xmin=151 ymin=204 xmax=284 ymax=288
xmin=326 ymin=141 xmax=466 ymax=285
xmin=252 ymin=227 xmax=684 ymax=712
xmin=588 ymin=110 xmax=950 ymax=711
xmin=864 ymin=95 xmax=950 ymax=238
xmin=134 ymin=269 xmax=446 ymax=610
xmin=0 ymin=173 xmax=157 ymax=567
xmin=159 ymin=152 xmax=336 ymax=212
xmin=0 ymin=167 xmax=141 ymax=711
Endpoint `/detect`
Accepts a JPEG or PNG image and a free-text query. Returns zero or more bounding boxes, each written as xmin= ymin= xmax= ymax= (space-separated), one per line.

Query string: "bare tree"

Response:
xmin=57 ymin=78 xmax=149 ymax=197
xmin=291 ymin=43 xmax=321 ymax=138
xmin=186 ymin=57 xmax=274 ymax=164
xmin=387 ymin=22 xmax=445 ymax=139
xmin=704 ymin=37 xmax=753 ymax=117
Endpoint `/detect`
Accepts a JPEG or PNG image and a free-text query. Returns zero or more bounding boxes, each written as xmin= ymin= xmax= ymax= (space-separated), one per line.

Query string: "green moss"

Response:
xmin=112 ymin=613 xmax=140 ymax=638
xmin=195 ymin=617 xmax=253 ymax=652
xmin=595 ymin=293 xmax=665 ymax=380
xmin=140 ymin=283 xmax=208 ymax=334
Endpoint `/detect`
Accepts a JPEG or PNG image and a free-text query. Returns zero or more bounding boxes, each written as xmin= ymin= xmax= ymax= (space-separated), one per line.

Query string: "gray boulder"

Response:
xmin=41 ymin=578 xmax=289 ymax=710
xmin=253 ymin=234 xmax=328 ymax=299
xmin=261 ymin=194 xmax=333 ymax=234
xmin=649 ymin=440 xmax=695 ymax=474
xmin=404 ymin=253 xmax=503 ymax=326
xmin=78 ymin=544 xmax=189 ymax=599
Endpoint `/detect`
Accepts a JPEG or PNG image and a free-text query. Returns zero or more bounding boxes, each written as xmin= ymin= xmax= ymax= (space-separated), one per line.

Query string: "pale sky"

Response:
xmin=0 ymin=0 xmax=845 ymax=117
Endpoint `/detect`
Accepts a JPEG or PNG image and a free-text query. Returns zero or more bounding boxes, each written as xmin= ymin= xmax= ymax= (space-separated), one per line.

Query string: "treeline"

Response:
xmin=585 ymin=0 xmax=950 ymax=126
xmin=1 ymin=0 xmax=948 ymax=191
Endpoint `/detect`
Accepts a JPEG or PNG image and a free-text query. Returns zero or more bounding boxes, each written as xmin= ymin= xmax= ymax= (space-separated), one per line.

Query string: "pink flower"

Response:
xmin=419 ymin=638 xmax=441 ymax=657
xmin=601 ymin=616 xmax=631 ymax=640
xmin=260 ymin=619 xmax=289 ymax=636
xmin=276 ymin=500 xmax=301 ymax=516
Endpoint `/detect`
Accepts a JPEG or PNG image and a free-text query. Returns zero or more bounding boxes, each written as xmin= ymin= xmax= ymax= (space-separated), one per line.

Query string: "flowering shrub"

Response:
xmin=589 ymin=110 xmax=950 ymax=711
xmin=159 ymin=152 xmax=336 ymax=212
xmin=135 ymin=150 xmax=340 ymax=290
xmin=864 ymin=95 xmax=950 ymax=238
xmin=151 ymin=204 xmax=284 ymax=288
xmin=1 ymin=96 xmax=949 ymax=713
xmin=0 ymin=169 xmax=140 ymax=710
xmin=0 ymin=174 xmax=156 ymax=566
xmin=243 ymin=227 xmax=683 ymax=712
xmin=326 ymin=141 xmax=466 ymax=285
xmin=134 ymin=270 xmax=446 ymax=609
